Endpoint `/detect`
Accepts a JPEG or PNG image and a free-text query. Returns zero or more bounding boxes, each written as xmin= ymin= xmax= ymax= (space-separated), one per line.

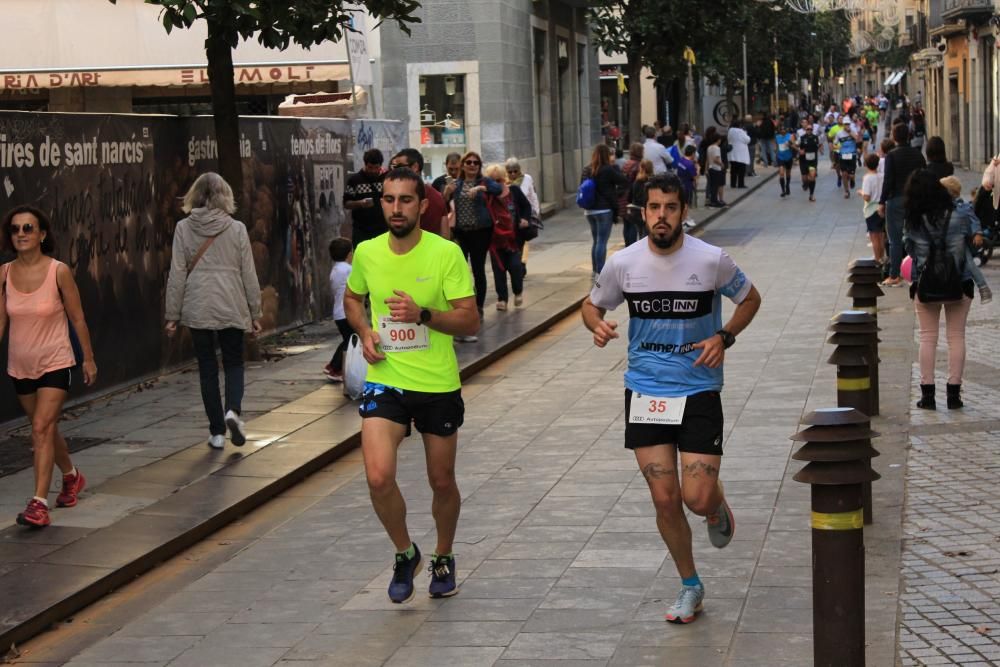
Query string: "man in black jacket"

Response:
xmin=879 ymin=123 xmax=926 ymax=286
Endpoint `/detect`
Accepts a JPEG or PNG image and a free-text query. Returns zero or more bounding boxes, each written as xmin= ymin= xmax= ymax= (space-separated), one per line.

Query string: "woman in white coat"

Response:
xmin=727 ymin=121 xmax=751 ymax=189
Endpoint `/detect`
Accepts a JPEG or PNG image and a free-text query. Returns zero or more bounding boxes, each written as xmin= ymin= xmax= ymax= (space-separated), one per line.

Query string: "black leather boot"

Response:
xmin=946 ymin=384 xmax=963 ymax=409
xmin=917 ymin=384 xmax=936 ymax=410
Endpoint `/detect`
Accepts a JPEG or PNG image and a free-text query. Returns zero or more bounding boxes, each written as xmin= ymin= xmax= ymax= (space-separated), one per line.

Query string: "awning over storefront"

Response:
xmin=884 ymin=71 xmax=906 ymax=86
xmin=0 ymin=63 xmax=351 ymax=91
xmin=0 ymin=0 xmax=355 ymax=91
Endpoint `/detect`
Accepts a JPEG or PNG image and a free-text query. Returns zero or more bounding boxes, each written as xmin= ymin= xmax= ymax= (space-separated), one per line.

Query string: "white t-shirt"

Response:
xmin=644 ymin=139 xmax=674 ymax=174
xmin=707 ymin=144 xmax=723 ymax=171
xmin=330 ymin=261 xmax=352 ymax=320
xmin=861 ymin=172 xmax=883 ymax=219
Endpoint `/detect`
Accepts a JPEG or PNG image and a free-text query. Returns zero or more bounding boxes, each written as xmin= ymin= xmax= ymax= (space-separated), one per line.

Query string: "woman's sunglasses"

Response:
xmin=464 ymin=159 xmax=481 ymax=166
xmin=9 ymin=223 xmax=35 ymax=235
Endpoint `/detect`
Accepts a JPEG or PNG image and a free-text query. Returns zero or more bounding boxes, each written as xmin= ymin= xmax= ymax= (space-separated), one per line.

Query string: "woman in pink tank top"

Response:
xmin=0 ymin=205 xmax=97 ymax=528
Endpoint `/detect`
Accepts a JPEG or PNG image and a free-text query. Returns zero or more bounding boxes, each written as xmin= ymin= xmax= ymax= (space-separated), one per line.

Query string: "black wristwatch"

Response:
xmin=419 ymin=308 xmax=432 ymax=325
xmin=716 ymin=329 xmax=735 ymax=349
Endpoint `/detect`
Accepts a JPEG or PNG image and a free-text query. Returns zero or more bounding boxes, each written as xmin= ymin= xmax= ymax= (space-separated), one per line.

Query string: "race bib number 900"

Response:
xmin=628 ymin=393 xmax=687 ymax=425
xmin=378 ymin=316 xmax=429 ymax=352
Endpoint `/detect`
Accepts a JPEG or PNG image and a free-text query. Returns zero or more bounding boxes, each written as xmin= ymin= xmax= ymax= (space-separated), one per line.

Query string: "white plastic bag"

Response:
xmin=343 ymin=334 xmax=368 ymax=400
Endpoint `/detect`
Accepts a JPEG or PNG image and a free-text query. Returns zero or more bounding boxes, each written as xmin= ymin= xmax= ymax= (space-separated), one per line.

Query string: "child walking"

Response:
xmin=323 ymin=238 xmax=356 ymax=382
xmin=940 ymin=176 xmax=992 ymax=304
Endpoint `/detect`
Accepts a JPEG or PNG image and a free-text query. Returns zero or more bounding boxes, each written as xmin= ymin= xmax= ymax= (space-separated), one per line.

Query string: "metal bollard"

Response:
xmin=791 ymin=408 xmax=881 ymax=667
xmin=827 ymin=311 xmax=879 ymax=417
xmin=847 ymin=259 xmax=885 ymax=413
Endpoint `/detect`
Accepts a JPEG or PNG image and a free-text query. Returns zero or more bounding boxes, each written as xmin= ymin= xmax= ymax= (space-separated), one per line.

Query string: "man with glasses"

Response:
xmin=391 ymin=149 xmax=448 ymax=238
xmin=344 ymin=148 xmax=388 ymax=248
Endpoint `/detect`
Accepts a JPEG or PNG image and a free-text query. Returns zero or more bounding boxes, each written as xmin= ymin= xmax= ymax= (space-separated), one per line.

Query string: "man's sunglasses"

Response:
xmin=9 ymin=223 xmax=35 ymax=235
xmin=464 ymin=159 xmax=481 ymax=166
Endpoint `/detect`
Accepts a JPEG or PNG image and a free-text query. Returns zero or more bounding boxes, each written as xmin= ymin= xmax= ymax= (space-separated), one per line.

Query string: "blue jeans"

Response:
xmin=886 ymin=196 xmax=905 ymax=278
xmin=191 ymin=328 xmax=245 ymax=436
xmin=761 ymin=139 xmax=776 ymax=166
xmin=490 ymin=247 xmax=524 ymax=302
xmin=586 ymin=211 xmax=614 ymax=274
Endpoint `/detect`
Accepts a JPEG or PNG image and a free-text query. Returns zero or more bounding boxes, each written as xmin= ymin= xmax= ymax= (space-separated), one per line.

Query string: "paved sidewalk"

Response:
xmin=17 ymin=161 xmax=935 ymax=666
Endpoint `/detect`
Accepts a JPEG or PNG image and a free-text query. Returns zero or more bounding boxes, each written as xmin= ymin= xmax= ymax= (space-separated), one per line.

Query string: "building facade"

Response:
xmin=378 ymin=0 xmax=600 ymax=209
xmin=913 ymin=0 xmax=999 ymax=167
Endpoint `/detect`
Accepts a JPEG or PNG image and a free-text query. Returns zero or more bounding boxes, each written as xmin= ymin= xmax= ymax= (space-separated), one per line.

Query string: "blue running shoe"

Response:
xmin=388 ymin=544 xmax=421 ymax=604
xmin=428 ymin=554 xmax=458 ymax=598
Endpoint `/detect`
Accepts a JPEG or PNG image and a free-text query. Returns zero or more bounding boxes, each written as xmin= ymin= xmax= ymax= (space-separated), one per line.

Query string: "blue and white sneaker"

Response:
xmin=428 ymin=554 xmax=458 ymax=598
xmin=665 ymin=584 xmax=705 ymax=624
xmin=388 ymin=543 xmax=422 ymax=603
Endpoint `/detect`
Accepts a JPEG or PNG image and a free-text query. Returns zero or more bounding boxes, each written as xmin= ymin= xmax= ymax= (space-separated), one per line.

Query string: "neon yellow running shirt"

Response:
xmin=347 ymin=231 xmax=474 ymax=392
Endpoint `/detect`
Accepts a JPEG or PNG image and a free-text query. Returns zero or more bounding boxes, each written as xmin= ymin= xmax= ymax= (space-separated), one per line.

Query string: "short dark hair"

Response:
xmin=892 ymin=123 xmax=909 ymax=145
xmin=925 ymin=136 xmax=947 ymax=163
xmin=3 ymin=205 xmax=55 ymax=254
xmin=445 ymin=152 xmax=462 ymax=164
xmin=363 ymin=148 xmax=384 ymax=165
xmin=392 ymin=148 xmax=425 ymax=171
xmin=645 ymin=173 xmax=686 ymax=200
xmin=384 ymin=167 xmax=426 ymax=200
xmin=864 ymin=152 xmax=880 ymax=170
xmin=329 ymin=237 xmax=352 ymax=262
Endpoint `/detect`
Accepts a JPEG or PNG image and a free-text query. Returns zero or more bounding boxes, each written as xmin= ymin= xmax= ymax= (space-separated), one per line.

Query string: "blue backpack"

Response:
xmin=576 ymin=177 xmax=597 ymax=209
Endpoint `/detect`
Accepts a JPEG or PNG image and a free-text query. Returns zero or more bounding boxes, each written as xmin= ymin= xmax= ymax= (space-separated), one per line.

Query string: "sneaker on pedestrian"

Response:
xmin=327 ymin=371 xmax=343 ymax=383
xmin=225 ymin=409 xmax=246 ymax=447
xmin=514 ymin=294 xmax=524 ymax=307
xmin=428 ymin=554 xmax=459 ymax=598
xmin=496 ymin=301 xmax=507 ymax=311
xmin=388 ymin=543 xmax=422 ymax=603
xmin=706 ymin=483 xmax=735 ymax=548
xmin=208 ymin=434 xmax=225 ymax=449
xmin=665 ymin=583 xmax=705 ymax=624
xmin=463 ymin=334 xmax=478 ymax=343
xmin=16 ymin=498 xmax=50 ymax=528
xmin=56 ymin=468 xmax=86 ymax=508
xmin=980 ymin=285 xmax=993 ymax=304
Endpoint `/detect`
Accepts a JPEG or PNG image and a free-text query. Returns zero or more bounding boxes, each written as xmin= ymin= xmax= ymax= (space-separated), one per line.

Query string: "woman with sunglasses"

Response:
xmin=450 ymin=151 xmax=505 ymax=341
xmin=0 ymin=205 xmax=96 ymax=528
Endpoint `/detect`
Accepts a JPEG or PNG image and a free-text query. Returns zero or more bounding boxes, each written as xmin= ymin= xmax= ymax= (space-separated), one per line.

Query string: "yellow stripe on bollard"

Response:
xmin=837 ymin=377 xmax=871 ymax=391
xmin=811 ymin=509 xmax=864 ymax=530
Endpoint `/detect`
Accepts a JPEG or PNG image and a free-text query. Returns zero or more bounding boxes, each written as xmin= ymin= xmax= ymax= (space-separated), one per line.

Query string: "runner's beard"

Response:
xmin=649 ymin=220 xmax=683 ymax=249
xmin=389 ymin=216 xmax=418 ymax=238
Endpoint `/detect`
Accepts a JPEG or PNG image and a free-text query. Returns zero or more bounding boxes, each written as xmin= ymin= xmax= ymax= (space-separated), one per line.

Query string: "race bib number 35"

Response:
xmin=378 ymin=316 xmax=429 ymax=352
xmin=629 ymin=393 xmax=687 ymax=425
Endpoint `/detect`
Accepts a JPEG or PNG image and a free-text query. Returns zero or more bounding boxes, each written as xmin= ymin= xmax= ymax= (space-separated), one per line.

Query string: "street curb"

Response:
xmin=0 ymin=280 xmax=590 ymax=651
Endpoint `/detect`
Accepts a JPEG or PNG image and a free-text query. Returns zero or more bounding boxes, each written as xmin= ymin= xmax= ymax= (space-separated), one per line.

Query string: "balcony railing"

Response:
xmin=940 ymin=0 xmax=994 ymax=21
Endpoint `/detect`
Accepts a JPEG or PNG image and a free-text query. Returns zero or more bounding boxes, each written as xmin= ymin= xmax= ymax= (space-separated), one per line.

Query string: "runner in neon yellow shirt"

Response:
xmin=345 ymin=167 xmax=479 ymax=604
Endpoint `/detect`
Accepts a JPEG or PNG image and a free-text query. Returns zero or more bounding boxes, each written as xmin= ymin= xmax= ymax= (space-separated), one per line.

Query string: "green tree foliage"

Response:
xmin=588 ymin=0 xmax=854 ymax=127
xmin=110 ymin=0 xmax=421 ymax=204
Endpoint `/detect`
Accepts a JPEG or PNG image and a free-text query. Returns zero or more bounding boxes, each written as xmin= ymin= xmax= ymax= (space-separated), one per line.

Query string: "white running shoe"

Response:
xmin=208 ymin=434 xmax=225 ymax=449
xmin=225 ymin=410 xmax=246 ymax=447
xmin=665 ymin=584 xmax=705 ymax=624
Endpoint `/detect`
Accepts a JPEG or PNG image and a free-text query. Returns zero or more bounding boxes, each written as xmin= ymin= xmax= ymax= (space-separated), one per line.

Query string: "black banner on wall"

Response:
xmin=0 ymin=111 xmax=404 ymax=422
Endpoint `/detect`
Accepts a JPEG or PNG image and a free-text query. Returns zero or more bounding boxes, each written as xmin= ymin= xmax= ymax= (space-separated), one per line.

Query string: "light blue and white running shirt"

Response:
xmin=590 ymin=236 xmax=752 ymax=397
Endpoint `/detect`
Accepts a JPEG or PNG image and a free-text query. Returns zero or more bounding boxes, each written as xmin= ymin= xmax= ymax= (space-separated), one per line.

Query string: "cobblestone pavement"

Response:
xmin=899 ymin=262 xmax=1000 ymax=666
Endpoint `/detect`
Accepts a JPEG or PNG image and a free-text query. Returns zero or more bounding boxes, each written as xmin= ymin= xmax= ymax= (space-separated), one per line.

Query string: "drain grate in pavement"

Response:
xmin=697 ymin=227 xmax=762 ymax=247
xmin=0 ymin=436 xmax=107 ymax=478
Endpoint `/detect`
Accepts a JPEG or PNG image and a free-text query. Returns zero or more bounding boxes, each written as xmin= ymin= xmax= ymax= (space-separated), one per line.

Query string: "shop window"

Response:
xmin=418 ymin=74 xmax=467 ymax=179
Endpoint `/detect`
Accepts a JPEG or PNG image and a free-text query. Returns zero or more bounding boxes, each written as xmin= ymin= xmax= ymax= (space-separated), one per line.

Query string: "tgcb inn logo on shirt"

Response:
xmin=625 ymin=290 xmax=713 ymax=319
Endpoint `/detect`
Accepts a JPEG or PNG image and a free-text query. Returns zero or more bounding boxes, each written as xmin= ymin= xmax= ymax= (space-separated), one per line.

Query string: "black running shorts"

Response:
xmin=799 ymin=159 xmax=818 ymax=176
xmin=839 ymin=157 xmax=857 ymax=174
xmin=624 ymin=389 xmax=724 ymax=455
xmin=9 ymin=367 xmax=72 ymax=396
xmin=777 ymin=158 xmax=794 ymax=171
xmin=359 ymin=382 xmax=464 ymax=436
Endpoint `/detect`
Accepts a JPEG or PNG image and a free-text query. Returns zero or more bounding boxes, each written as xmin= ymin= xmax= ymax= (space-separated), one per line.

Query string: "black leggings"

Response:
xmin=329 ymin=318 xmax=355 ymax=372
xmin=454 ymin=227 xmax=492 ymax=312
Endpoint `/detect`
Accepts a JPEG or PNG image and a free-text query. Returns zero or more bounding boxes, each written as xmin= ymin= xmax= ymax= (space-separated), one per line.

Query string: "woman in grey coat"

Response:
xmin=165 ymin=173 xmax=262 ymax=449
